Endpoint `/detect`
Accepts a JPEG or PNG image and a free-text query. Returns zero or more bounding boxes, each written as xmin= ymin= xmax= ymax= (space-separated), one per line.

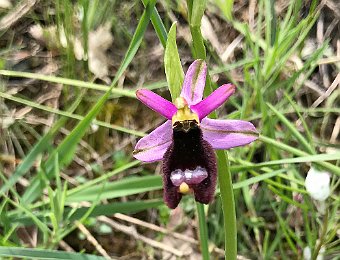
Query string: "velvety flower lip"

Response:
xmin=133 ymin=59 xmax=258 ymax=208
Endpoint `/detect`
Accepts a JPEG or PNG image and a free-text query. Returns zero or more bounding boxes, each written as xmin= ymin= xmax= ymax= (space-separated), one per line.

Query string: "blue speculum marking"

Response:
xmin=170 ymin=166 xmax=208 ymax=186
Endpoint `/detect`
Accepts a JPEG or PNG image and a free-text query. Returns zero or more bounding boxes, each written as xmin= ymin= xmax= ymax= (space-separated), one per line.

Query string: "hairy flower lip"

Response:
xmin=133 ymin=59 xmax=258 ymax=208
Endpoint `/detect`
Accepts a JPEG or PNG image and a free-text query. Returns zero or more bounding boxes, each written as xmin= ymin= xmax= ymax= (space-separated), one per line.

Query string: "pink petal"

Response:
xmin=191 ymin=84 xmax=235 ymax=120
xmin=180 ymin=60 xmax=207 ymax=105
xmin=133 ymin=121 xmax=172 ymax=162
xmin=201 ymin=118 xmax=258 ymax=150
xmin=136 ymin=89 xmax=177 ymax=120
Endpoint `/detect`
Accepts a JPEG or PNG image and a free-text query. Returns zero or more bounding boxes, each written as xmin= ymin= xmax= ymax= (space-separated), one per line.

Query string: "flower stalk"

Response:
xmin=196 ymin=203 xmax=210 ymax=260
xmin=187 ymin=1 xmax=238 ymax=258
xmin=217 ymin=150 xmax=237 ymax=259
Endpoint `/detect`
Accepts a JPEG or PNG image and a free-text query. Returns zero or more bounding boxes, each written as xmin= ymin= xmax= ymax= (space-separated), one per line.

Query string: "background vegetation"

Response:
xmin=0 ymin=0 xmax=339 ymax=259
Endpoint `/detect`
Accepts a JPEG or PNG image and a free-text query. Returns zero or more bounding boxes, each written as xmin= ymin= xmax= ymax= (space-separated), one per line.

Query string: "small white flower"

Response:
xmin=317 ymin=246 xmax=325 ymax=260
xmin=305 ymin=167 xmax=330 ymax=201
xmin=303 ymin=246 xmax=325 ymax=260
xmin=303 ymin=246 xmax=312 ymax=260
xmin=59 ymin=26 xmax=68 ymax=48
xmin=90 ymin=123 xmax=99 ymax=133
xmin=0 ymin=0 xmax=12 ymax=8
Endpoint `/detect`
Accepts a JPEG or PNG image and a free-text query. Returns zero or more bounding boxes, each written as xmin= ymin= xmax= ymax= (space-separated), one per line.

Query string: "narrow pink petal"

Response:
xmin=133 ymin=121 xmax=172 ymax=162
xmin=201 ymin=118 xmax=258 ymax=150
xmin=180 ymin=60 xmax=207 ymax=105
xmin=191 ymin=84 xmax=235 ymax=120
xmin=136 ymin=89 xmax=177 ymax=120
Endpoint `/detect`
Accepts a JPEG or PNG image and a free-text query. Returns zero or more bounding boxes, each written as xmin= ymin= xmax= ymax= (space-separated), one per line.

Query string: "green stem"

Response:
xmin=187 ymin=1 xmax=237 ymax=258
xmin=196 ymin=203 xmax=210 ymax=260
xmin=217 ymin=150 xmax=237 ymax=259
xmin=312 ymin=210 xmax=328 ymax=260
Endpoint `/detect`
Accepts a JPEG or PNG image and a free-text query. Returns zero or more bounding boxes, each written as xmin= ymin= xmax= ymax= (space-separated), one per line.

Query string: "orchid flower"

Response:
xmin=133 ymin=60 xmax=258 ymax=209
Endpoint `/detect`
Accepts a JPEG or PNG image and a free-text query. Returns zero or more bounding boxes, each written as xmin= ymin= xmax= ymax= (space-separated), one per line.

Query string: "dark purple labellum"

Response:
xmin=162 ymin=120 xmax=217 ymax=209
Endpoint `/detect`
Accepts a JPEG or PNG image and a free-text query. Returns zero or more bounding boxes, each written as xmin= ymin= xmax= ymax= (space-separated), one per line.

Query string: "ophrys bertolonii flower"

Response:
xmin=133 ymin=60 xmax=258 ymax=208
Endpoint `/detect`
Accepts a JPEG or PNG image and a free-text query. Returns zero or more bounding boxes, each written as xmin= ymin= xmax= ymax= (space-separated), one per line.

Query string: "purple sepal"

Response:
xmin=191 ymin=84 xmax=235 ymax=120
xmin=133 ymin=121 xmax=172 ymax=162
xmin=201 ymin=118 xmax=259 ymax=150
xmin=136 ymin=89 xmax=177 ymax=120
xmin=180 ymin=60 xmax=207 ymax=105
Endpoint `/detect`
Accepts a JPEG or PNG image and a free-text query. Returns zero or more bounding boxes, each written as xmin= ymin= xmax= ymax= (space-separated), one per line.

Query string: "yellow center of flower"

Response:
xmin=179 ymin=182 xmax=190 ymax=194
xmin=172 ymin=97 xmax=199 ymax=126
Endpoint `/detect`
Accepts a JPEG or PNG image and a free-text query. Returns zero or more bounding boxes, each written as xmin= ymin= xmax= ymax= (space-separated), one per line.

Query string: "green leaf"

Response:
xmin=67 ymin=175 xmax=162 ymax=203
xmin=141 ymin=0 xmax=167 ymax=48
xmin=164 ymin=22 xmax=184 ymax=101
xmin=232 ymin=169 xmax=285 ymax=190
xmin=0 ymin=247 xmax=105 ymax=260
xmin=188 ymin=0 xmax=207 ymax=26
xmin=214 ymin=0 xmax=234 ymax=21
xmin=187 ymin=1 xmax=207 ymax=60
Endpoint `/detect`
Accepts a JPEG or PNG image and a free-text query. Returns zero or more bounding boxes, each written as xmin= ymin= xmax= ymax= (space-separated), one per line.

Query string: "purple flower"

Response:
xmin=133 ymin=60 xmax=258 ymax=209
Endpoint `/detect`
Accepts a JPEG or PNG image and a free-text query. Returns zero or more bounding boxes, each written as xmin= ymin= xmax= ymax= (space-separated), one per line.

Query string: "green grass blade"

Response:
xmin=189 ymin=0 xmax=207 ymax=27
xmin=0 ymin=91 xmax=83 ymax=195
xmin=11 ymin=200 xmax=163 ymax=225
xmin=231 ymin=153 xmax=340 ymax=172
xmin=141 ymin=0 xmax=167 ymax=48
xmin=164 ymin=22 xmax=184 ymax=101
xmin=7 ymin=199 xmax=50 ymax=239
xmin=0 ymin=69 xmax=167 ymax=96
xmin=232 ymin=169 xmax=285 ymax=190
xmin=214 ymin=0 xmax=234 ymax=21
xmin=0 ymin=91 xmax=145 ymax=137
xmin=259 ymin=135 xmax=340 ymax=176
xmin=0 ymin=70 xmax=135 ymax=97
xmin=0 ymin=247 xmax=106 ymax=260
xmin=283 ymin=92 xmax=315 ymax=148
xmin=66 ymin=175 xmax=162 ymax=203
xmin=267 ymin=102 xmax=315 ymax=154
xmin=68 ymin=199 xmax=163 ymax=221
xmin=68 ymin=160 xmax=140 ymax=196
